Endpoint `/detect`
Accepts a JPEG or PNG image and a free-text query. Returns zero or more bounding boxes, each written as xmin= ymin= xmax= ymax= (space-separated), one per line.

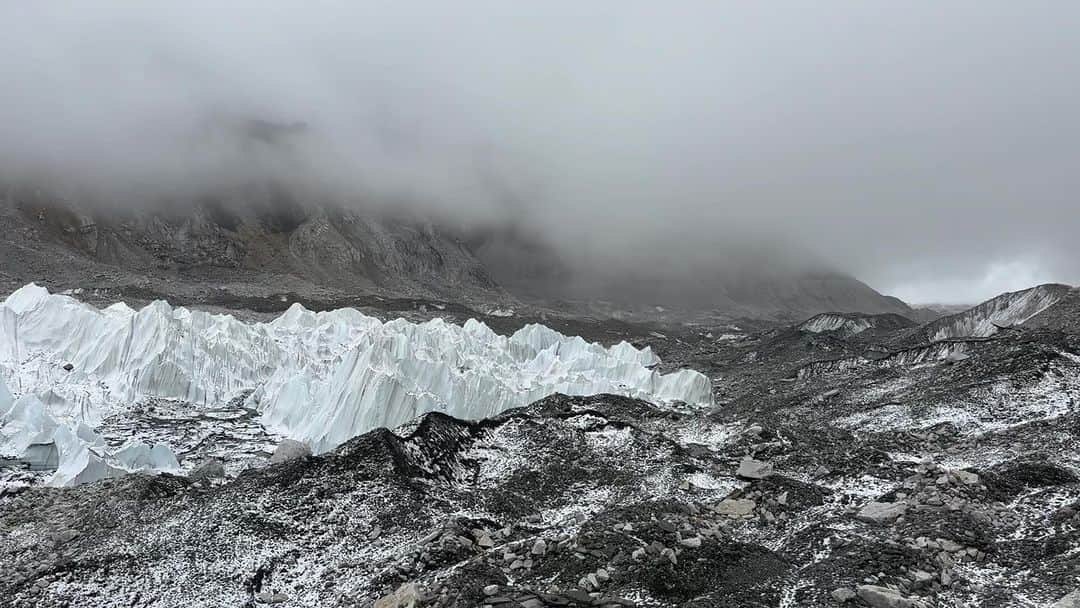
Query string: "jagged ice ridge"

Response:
xmin=0 ymin=284 xmax=713 ymax=485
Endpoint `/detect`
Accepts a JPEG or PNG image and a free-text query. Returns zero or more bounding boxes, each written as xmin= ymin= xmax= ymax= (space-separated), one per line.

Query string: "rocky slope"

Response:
xmin=0 ymin=186 xmax=506 ymax=308
xmin=2 ymin=287 xmax=1079 ymax=607
xmin=470 ymin=232 xmax=918 ymax=323
xmin=1 ymin=188 xmax=917 ymax=322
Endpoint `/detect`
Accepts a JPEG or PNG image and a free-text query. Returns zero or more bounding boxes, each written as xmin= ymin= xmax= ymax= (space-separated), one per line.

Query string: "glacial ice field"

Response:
xmin=0 ymin=284 xmax=713 ymax=486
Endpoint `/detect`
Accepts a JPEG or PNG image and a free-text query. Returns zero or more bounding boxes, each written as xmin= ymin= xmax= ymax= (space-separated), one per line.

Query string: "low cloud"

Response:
xmin=2 ymin=2 xmax=1079 ymax=297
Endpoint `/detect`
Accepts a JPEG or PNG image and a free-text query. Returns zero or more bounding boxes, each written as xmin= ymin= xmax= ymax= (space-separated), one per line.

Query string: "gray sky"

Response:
xmin=3 ymin=2 xmax=1079 ymax=304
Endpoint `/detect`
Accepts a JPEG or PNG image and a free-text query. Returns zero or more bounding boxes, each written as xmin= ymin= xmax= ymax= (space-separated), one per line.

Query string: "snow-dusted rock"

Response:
xmin=189 ymin=459 xmax=226 ymax=481
xmin=856 ymin=585 xmax=923 ymax=608
xmin=799 ymin=312 xmax=914 ymax=336
xmin=713 ymin=498 xmax=756 ymax=518
xmin=736 ymin=457 xmax=774 ymax=479
xmin=374 ymin=583 xmax=421 ymax=608
xmin=800 ymin=314 xmax=874 ymax=335
xmin=856 ymin=501 xmax=908 ymax=524
xmin=269 ymin=439 xmax=312 ymax=464
xmin=831 ymin=588 xmax=857 ymax=603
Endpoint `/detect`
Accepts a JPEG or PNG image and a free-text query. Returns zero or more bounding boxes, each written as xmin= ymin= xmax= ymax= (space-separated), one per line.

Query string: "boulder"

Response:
xmin=954 ymin=469 xmax=980 ymax=485
xmin=374 ymin=583 xmax=421 ymax=608
xmin=856 ymin=585 xmax=922 ymax=608
xmin=856 ymin=501 xmax=907 ymax=524
xmin=270 ymin=439 xmax=312 ymax=464
xmin=714 ymin=498 xmax=757 ymax=518
xmin=255 ymin=591 xmax=289 ymax=604
xmin=189 ymin=459 xmax=226 ymax=481
xmin=831 ymin=587 xmax=857 ymax=603
xmin=679 ymin=536 xmax=702 ymax=548
xmin=52 ymin=529 xmax=80 ymax=545
xmin=736 ymin=457 xmax=774 ymax=479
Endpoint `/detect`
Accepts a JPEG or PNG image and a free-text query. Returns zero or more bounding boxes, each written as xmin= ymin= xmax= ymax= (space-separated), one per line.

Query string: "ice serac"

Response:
xmin=0 ymin=284 xmax=714 ymax=474
xmin=0 ymin=373 xmax=179 ymax=486
xmin=0 ymin=372 xmax=12 ymax=417
xmin=799 ymin=314 xmax=873 ymax=336
xmin=251 ymin=317 xmax=713 ymax=453
xmin=798 ymin=312 xmax=916 ymax=336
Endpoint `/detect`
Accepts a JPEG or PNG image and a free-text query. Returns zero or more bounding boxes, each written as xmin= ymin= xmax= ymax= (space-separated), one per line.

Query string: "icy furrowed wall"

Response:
xmin=798 ymin=314 xmax=872 ymax=335
xmin=927 ymin=284 xmax=1069 ymax=341
xmin=0 ymin=372 xmax=179 ymax=486
xmin=0 ymin=284 xmax=714 ymax=482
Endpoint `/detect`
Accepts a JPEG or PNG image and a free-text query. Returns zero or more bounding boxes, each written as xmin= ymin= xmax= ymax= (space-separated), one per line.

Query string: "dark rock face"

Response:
xmin=0 ymin=189 xmax=505 ymax=307
xmin=0 ymin=187 xmax=922 ymax=322
xmin=471 ymin=228 xmax=919 ymax=321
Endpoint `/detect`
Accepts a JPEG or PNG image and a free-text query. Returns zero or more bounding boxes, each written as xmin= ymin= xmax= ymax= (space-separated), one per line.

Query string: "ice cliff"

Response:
xmin=924 ymin=284 xmax=1071 ymax=340
xmin=798 ymin=312 xmax=915 ymax=337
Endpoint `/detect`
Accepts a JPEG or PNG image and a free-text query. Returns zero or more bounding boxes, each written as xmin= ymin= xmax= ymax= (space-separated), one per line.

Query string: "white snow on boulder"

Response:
xmin=0 ymin=284 xmax=713 ymax=479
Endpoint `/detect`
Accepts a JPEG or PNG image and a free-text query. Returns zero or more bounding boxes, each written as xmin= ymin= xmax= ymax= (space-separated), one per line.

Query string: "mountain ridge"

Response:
xmin=2 ymin=187 xmax=913 ymax=321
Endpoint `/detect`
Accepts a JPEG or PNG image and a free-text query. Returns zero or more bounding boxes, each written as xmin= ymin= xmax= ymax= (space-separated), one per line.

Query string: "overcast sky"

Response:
xmin=3 ymin=2 xmax=1079 ymax=304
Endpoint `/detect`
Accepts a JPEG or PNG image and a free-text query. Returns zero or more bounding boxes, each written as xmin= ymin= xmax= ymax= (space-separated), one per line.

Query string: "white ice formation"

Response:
xmin=0 ymin=284 xmax=713 ymax=485
xmin=0 ymin=374 xmax=179 ymax=486
xmin=799 ymin=314 xmax=874 ymax=336
xmin=926 ymin=284 xmax=1070 ymax=340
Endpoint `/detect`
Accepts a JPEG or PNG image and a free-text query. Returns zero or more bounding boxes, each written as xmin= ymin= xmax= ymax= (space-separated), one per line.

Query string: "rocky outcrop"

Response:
xmin=268 ymin=439 xmax=311 ymax=464
xmin=0 ymin=189 xmax=504 ymax=304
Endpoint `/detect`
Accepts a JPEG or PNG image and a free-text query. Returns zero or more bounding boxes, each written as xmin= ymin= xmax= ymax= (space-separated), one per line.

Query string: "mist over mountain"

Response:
xmin=1 ymin=182 xmax=910 ymax=322
xmin=3 ymin=2 xmax=1080 ymax=306
xmin=6 ymin=5 xmax=1080 ymax=608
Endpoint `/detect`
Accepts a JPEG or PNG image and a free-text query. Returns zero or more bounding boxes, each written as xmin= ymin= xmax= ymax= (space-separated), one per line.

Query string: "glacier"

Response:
xmin=0 ymin=378 xmax=180 ymax=486
xmin=925 ymin=284 xmax=1071 ymax=340
xmin=798 ymin=313 xmax=873 ymax=336
xmin=0 ymin=284 xmax=713 ymax=485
